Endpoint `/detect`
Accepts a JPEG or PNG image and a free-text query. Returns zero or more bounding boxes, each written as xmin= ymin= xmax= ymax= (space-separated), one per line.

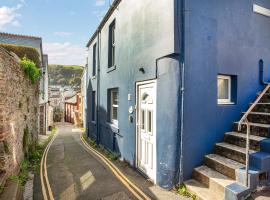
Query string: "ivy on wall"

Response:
xmin=20 ymin=57 xmax=41 ymax=84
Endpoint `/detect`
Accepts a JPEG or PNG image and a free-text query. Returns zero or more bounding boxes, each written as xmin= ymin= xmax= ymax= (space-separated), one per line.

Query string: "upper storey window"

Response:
xmin=108 ymin=20 xmax=116 ymax=68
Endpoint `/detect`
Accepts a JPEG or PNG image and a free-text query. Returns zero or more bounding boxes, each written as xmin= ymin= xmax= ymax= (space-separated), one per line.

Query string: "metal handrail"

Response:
xmin=238 ymin=84 xmax=270 ymax=187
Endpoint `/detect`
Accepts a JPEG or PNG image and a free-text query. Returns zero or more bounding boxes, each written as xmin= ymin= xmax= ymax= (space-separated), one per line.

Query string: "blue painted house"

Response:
xmin=86 ymin=0 xmax=270 ymax=199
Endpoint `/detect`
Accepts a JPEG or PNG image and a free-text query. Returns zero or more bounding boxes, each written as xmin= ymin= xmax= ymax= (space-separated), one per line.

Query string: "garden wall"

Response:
xmin=0 ymin=47 xmax=39 ymax=185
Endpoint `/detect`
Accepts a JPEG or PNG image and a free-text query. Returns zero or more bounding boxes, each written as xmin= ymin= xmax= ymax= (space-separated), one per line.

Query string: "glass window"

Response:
xmin=108 ymin=20 xmax=116 ymax=67
xmin=141 ymin=109 xmax=145 ymax=130
xmin=92 ymin=43 xmax=97 ymax=77
xmin=109 ymin=88 xmax=118 ymax=125
xmin=218 ymin=75 xmax=231 ymax=104
xmin=148 ymin=110 xmax=152 ymax=133
xmin=92 ymin=91 xmax=96 ymax=121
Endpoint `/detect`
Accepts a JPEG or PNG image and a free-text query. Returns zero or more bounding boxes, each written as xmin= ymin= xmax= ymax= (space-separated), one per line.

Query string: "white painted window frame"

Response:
xmin=110 ymin=89 xmax=118 ymax=126
xmin=218 ymin=75 xmax=232 ymax=104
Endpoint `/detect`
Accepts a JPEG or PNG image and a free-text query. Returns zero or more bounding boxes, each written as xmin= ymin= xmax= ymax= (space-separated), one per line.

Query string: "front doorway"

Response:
xmin=136 ymin=80 xmax=157 ymax=183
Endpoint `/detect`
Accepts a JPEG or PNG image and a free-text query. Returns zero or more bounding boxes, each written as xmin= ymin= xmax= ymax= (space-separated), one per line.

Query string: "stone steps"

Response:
xmin=224 ymin=132 xmax=266 ymax=151
xmin=193 ymin=165 xmax=235 ymax=199
xmin=251 ymin=103 xmax=270 ymax=113
xmin=214 ymin=142 xmax=256 ymax=164
xmin=233 ymin=122 xmax=270 ymax=137
xmin=243 ymin=112 xmax=270 ymax=124
xmin=259 ymin=93 xmax=270 ymax=103
xmin=204 ymin=154 xmax=245 ymax=179
xmin=185 ymin=179 xmax=221 ymax=200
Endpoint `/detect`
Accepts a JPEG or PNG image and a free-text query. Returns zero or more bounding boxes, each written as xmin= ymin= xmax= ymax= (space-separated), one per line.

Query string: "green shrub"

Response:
xmin=0 ymin=43 xmax=41 ymax=67
xmin=20 ymin=57 xmax=41 ymax=84
xmin=53 ymin=107 xmax=63 ymax=122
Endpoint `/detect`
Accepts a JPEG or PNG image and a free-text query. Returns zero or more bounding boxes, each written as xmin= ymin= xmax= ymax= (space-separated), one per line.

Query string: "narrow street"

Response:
xmin=34 ymin=123 xmax=136 ymax=200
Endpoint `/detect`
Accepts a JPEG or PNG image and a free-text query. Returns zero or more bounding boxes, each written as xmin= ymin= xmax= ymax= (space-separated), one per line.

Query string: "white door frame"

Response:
xmin=135 ymin=79 xmax=157 ymax=184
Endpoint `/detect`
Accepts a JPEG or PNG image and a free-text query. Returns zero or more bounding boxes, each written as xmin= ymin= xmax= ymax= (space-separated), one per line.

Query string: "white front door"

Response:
xmin=136 ymin=81 xmax=156 ymax=183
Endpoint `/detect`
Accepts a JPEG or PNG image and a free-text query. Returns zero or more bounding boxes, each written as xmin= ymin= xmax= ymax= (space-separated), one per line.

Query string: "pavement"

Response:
xmin=33 ymin=123 xmax=189 ymax=200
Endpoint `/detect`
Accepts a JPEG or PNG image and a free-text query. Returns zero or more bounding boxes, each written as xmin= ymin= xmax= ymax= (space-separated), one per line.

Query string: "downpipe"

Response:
xmin=96 ymin=29 xmax=101 ymax=144
xmin=179 ymin=0 xmax=186 ymax=185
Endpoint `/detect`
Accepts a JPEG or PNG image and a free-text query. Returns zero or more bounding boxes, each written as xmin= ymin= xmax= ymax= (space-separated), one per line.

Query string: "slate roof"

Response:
xmin=0 ymin=32 xmax=42 ymax=40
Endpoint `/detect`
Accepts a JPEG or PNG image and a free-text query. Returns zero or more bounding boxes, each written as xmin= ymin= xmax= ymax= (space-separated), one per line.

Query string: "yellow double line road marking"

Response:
xmin=40 ymin=133 xmax=57 ymax=200
xmin=80 ymin=135 xmax=151 ymax=200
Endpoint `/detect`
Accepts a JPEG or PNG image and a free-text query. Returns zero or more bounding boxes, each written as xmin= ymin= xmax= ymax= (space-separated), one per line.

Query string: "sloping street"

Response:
xmin=35 ymin=123 xmax=136 ymax=200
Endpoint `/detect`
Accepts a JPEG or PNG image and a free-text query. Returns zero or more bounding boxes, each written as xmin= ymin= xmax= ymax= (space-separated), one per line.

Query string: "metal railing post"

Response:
xmin=238 ymin=84 xmax=270 ymax=188
xmin=245 ymin=121 xmax=250 ymax=187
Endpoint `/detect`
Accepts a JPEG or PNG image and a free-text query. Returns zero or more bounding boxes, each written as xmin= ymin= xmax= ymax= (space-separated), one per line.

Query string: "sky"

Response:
xmin=0 ymin=0 xmax=111 ymax=65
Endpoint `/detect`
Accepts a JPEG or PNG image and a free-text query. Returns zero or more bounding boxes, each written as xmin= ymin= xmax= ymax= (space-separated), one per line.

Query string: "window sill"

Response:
xmin=218 ymin=102 xmax=235 ymax=105
xmin=107 ymin=65 xmax=116 ymax=73
xmin=91 ymin=76 xmax=96 ymax=80
xmin=106 ymin=122 xmax=119 ymax=133
xmin=91 ymin=121 xmax=96 ymax=125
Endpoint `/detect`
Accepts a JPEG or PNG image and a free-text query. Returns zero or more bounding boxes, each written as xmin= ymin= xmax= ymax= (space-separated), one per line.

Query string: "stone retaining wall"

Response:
xmin=0 ymin=47 xmax=39 ymax=185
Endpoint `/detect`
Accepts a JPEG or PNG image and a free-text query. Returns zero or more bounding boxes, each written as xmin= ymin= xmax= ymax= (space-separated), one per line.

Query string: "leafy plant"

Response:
xmin=178 ymin=184 xmax=197 ymax=200
xmin=9 ymin=128 xmax=57 ymax=187
xmin=9 ymin=160 xmax=30 ymax=186
xmin=20 ymin=57 xmax=41 ymax=84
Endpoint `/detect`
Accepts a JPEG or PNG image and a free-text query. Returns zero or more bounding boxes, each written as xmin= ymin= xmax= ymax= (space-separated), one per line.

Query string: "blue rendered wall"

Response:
xmin=182 ymin=0 xmax=270 ymax=180
xmin=86 ymin=0 xmax=182 ymax=188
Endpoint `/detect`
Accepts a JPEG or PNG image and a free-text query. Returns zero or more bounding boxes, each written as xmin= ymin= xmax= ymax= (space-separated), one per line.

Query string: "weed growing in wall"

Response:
xmin=20 ymin=57 xmax=41 ymax=84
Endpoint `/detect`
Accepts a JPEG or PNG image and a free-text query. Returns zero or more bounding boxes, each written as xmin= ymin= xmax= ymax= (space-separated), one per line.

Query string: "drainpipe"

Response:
xmin=179 ymin=0 xmax=186 ymax=185
xmin=96 ymin=29 xmax=101 ymax=144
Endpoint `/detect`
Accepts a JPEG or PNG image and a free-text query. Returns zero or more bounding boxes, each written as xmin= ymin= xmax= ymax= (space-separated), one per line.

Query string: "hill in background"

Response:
xmin=48 ymin=64 xmax=83 ymax=87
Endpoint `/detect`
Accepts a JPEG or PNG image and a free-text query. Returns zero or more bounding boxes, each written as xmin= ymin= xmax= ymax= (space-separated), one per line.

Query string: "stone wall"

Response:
xmin=0 ymin=47 xmax=39 ymax=185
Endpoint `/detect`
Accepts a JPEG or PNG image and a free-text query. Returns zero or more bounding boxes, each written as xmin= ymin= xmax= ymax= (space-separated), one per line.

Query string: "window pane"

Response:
xmin=141 ymin=109 xmax=145 ymax=130
xmin=218 ymin=78 xmax=229 ymax=99
xmin=148 ymin=110 xmax=152 ymax=133
xmin=112 ymin=106 xmax=118 ymax=120
xmin=112 ymin=91 xmax=118 ymax=105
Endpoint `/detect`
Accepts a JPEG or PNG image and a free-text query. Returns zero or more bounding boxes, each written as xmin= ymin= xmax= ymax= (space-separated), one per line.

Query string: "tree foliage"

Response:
xmin=48 ymin=64 xmax=83 ymax=87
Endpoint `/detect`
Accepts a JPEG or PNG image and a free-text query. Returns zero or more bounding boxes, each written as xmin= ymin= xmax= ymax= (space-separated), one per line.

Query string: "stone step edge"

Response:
xmin=205 ymin=154 xmax=245 ymax=171
xmin=194 ymin=165 xmax=235 ymax=188
xmin=185 ymin=179 xmax=222 ymax=200
xmin=225 ymin=132 xmax=266 ymax=142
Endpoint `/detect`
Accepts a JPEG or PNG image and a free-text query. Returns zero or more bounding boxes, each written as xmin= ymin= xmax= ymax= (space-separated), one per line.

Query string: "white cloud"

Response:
xmin=0 ymin=4 xmax=22 ymax=30
xmin=43 ymin=42 xmax=87 ymax=66
xmin=96 ymin=0 xmax=105 ymax=6
xmin=54 ymin=32 xmax=73 ymax=37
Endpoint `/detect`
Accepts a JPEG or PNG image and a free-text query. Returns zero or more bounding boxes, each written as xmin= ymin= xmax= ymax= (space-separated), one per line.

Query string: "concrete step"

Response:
xmin=204 ymin=154 xmax=245 ymax=179
xmin=193 ymin=165 xmax=235 ymax=199
xmin=251 ymin=103 xmax=270 ymax=113
xmin=214 ymin=142 xmax=257 ymax=164
xmin=243 ymin=112 xmax=270 ymax=124
xmin=224 ymin=132 xmax=266 ymax=151
xmin=185 ymin=179 xmax=221 ymax=200
xmin=259 ymin=93 xmax=270 ymax=103
xmin=233 ymin=122 xmax=270 ymax=137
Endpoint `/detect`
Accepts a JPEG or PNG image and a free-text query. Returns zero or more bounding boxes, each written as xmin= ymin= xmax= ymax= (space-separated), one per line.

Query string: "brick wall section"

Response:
xmin=0 ymin=47 xmax=39 ymax=185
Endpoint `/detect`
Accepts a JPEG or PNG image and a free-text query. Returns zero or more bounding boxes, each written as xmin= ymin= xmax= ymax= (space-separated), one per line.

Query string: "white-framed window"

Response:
xmin=109 ymin=88 xmax=118 ymax=125
xmin=108 ymin=20 xmax=116 ymax=67
xmin=218 ymin=75 xmax=231 ymax=104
